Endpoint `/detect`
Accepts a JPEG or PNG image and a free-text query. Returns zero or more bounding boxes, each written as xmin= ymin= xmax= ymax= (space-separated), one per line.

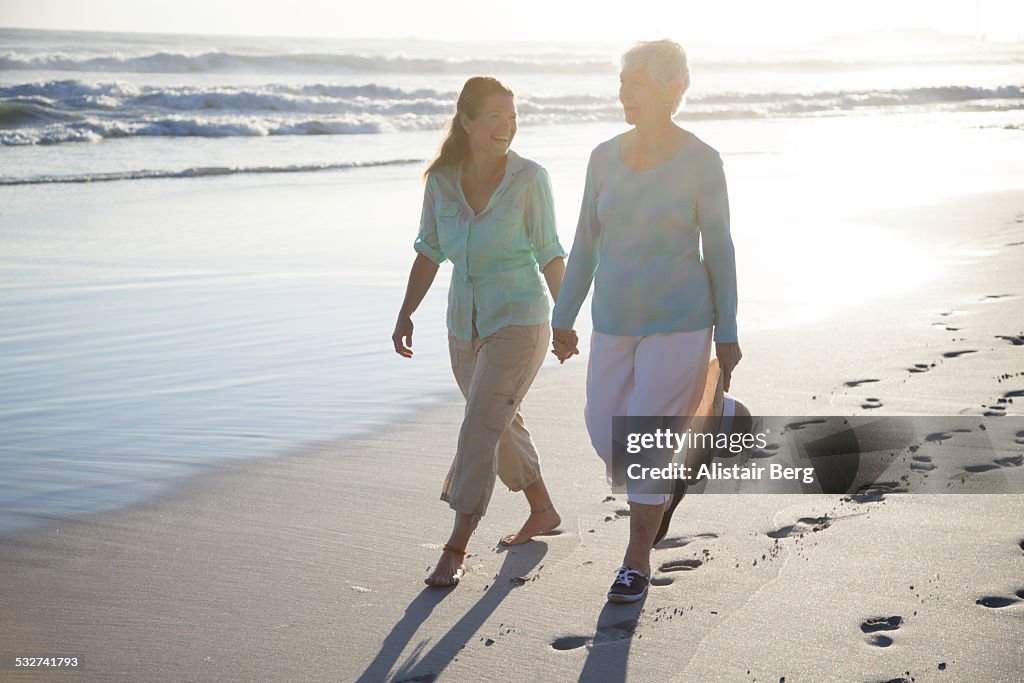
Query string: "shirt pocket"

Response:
xmin=490 ymin=202 xmax=527 ymax=252
xmin=491 ymin=201 xmax=524 ymax=224
xmin=435 ymin=201 xmax=463 ymax=253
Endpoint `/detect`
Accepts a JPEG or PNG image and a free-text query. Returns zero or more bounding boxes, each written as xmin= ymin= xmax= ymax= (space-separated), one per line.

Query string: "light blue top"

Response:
xmin=551 ymin=132 xmax=738 ymax=342
xmin=415 ymin=150 xmax=567 ymax=341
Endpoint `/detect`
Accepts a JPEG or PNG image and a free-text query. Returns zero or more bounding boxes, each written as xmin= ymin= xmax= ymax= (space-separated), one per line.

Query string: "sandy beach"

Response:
xmin=2 ymin=187 xmax=1023 ymax=682
xmin=3 ymin=23 xmax=1024 ymax=683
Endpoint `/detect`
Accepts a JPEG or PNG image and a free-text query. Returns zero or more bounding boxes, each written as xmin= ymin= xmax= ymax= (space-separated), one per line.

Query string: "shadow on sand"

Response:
xmin=357 ymin=542 xmax=548 ymax=683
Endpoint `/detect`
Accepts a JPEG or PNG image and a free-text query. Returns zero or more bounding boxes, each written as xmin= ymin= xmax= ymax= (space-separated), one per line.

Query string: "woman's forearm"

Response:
xmin=542 ymin=256 xmax=566 ymax=304
xmin=399 ymin=253 xmax=440 ymax=317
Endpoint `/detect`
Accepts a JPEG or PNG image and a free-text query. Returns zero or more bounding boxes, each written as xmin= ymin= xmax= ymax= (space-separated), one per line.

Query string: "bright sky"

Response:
xmin=1 ymin=0 xmax=1022 ymax=43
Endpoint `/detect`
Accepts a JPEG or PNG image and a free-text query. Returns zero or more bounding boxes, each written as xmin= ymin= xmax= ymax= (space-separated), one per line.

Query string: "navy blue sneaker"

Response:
xmin=607 ymin=566 xmax=649 ymax=603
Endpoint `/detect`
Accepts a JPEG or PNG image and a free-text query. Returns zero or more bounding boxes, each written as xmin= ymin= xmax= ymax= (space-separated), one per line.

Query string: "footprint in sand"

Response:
xmin=996 ymin=334 xmax=1024 ymax=346
xmin=964 ymin=455 xmax=1023 ymax=473
xmin=910 ymin=455 xmax=937 ymax=472
xmin=551 ymin=619 xmax=638 ymax=651
xmin=908 ymin=363 xmax=934 ymax=374
xmin=942 ymin=350 xmax=977 ymax=358
xmin=981 ymin=294 xmax=1012 ymax=301
xmin=845 ymin=378 xmax=880 ymax=388
xmin=659 ymin=559 xmax=703 ymax=572
xmin=932 ymin=323 xmax=961 ymax=331
xmin=925 ymin=429 xmax=971 ymax=443
xmin=861 ymin=616 xmax=903 ymax=633
xmin=551 ymin=635 xmax=590 ymax=651
xmin=862 ymin=616 xmax=903 ymax=648
xmin=1019 ymin=539 xmax=1024 ymax=554
xmin=656 ymin=532 xmax=719 ymax=550
xmin=594 ymin=619 xmax=638 ymax=644
xmin=784 ymin=419 xmax=827 ymax=431
xmin=862 ymin=398 xmax=883 ymax=410
xmin=975 ymin=595 xmax=1022 ymax=608
xmin=845 ymin=491 xmax=886 ymax=503
xmin=767 ymin=516 xmax=833 ymax=539
xmin=650 ymin=576 xmax=675 ymax=586
xmin=861 ymin=481 xmax=908 ymax=494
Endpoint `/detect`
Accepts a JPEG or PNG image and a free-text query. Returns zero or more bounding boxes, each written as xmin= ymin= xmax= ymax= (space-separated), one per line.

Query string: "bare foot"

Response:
xmin=424 ymin=548 xmax=465 ymax=588
xmin=499 ymin=507 xmax=561 ymax=546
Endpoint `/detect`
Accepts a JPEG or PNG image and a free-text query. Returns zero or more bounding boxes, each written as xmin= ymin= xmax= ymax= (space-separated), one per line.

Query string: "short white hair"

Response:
xmin=621 ymin=40 xmax=690 ymax=112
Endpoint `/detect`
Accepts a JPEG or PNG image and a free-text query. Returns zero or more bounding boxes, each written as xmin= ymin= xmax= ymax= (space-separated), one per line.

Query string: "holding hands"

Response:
xmin=552 ymin=327 xmax=579 ymax=363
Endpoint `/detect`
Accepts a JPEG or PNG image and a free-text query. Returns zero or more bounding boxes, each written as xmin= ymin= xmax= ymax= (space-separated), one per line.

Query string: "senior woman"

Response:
xmin=551 ymin=41 xmax=741 ymax=603
xmin=393 ymin=76 xmax=567 ymax=588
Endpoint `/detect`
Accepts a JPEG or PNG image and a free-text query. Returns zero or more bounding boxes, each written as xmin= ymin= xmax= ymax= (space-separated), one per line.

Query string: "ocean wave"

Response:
xmin=5 ymin=80 xmax=1021 ymax=113
xmin=3 ymin=80 xmax=1021 ymax=145
xmin=0 ymin=81 xmax=458 ymax=120
xmin=0 ymin=100 xmax=81 ymax=126
xmin=0 ymin=50 xmax=616 ymax=75
xmin=0 ymin=114 xmax=399 ymax=145
xmin=3 ymin=46 xmax=1022 ymax=76
xmin=0 ymin=159 xmax=424 ymax=186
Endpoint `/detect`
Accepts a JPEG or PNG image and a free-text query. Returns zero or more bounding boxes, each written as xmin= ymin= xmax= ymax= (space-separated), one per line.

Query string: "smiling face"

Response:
xmin=461 ymin=93 xmax=517 ymax=162
xmin=619 ymin=65 xmax=675 ymax=127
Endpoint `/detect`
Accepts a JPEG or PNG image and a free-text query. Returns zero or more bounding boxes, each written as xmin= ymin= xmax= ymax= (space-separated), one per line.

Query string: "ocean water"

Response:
xmin=1 ymin=28 xmax=1023 ymax=535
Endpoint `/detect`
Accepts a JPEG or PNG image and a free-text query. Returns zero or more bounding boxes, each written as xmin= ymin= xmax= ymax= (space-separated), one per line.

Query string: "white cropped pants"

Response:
xmin=585 ymin=328 xmax=713 ymax=505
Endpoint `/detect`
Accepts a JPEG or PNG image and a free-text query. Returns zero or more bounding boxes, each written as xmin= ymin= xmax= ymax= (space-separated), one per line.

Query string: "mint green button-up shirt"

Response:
xmin=415 ymin=151 xmax=567 ymax=342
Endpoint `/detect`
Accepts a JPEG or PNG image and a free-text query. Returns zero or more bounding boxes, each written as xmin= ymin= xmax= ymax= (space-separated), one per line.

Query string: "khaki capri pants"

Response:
xmin=440 ymin=324 xmax=549 ymax=520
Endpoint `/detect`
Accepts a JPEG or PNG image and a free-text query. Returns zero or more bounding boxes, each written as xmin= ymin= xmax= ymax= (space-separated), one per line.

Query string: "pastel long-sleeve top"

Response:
xmin=414 ymin=150 xmax=567 ymax=341
xmin=551 ymin=132 xmax=738 ymax=342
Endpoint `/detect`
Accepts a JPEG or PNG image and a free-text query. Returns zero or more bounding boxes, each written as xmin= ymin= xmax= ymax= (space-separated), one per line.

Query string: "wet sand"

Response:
xmin=1 ymin=190 xmax=1023 ymax=681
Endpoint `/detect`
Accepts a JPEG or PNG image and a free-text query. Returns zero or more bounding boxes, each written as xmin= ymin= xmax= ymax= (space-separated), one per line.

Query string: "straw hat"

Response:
xmin=687 ymin=358 xmax=753 ymax=463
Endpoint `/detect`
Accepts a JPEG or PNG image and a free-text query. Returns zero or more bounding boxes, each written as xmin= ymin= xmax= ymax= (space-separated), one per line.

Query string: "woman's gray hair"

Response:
xmin=621 ymin=40 xmax=690 ymax=113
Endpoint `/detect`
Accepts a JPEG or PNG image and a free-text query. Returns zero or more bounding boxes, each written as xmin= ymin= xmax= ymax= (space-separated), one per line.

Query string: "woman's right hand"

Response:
xmin=392 ymin=313 xmax=415 ymax=358
xmin=552 ymin=327 xmax=579 ymax=364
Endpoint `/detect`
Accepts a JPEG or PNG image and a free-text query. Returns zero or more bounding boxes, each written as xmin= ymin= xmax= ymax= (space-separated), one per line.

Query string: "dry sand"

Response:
xmin=2 ymin=190 xmax=1023 ymax=682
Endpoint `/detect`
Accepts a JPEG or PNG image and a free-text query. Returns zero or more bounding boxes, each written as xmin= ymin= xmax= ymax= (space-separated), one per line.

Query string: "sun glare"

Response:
xmin=2 ymin=0 xmax=1022 ymax=42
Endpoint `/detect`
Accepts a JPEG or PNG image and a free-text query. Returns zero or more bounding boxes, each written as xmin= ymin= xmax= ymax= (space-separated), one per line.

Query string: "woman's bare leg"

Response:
xmin=620 ymin=499 xmax=670 ymax=576
xmin=425 ymin=512 xmax=476 ymax=587
xmin=499 ymin=477 xmax=561 ymax=546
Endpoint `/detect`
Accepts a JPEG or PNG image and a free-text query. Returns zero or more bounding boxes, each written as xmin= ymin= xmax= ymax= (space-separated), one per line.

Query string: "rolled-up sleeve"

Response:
xmin=551 ymin=151 xmax=601 ymax=330
xmin=525 ymin=167 xmax=566 ymax=269
xmin=413 ymin=176 xmax=447 ymax=265
xmin=698 ymin=153 xmax=738 ymax=343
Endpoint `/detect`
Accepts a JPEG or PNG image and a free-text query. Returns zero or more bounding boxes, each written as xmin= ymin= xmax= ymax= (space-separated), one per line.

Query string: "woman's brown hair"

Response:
xmin=424 ymin=76 xmax=514 ymax=178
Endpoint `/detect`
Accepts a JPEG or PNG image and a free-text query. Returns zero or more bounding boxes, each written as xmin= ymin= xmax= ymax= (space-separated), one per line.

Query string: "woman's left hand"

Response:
xmin=715 ymin=342 xmax=742 ymax=392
